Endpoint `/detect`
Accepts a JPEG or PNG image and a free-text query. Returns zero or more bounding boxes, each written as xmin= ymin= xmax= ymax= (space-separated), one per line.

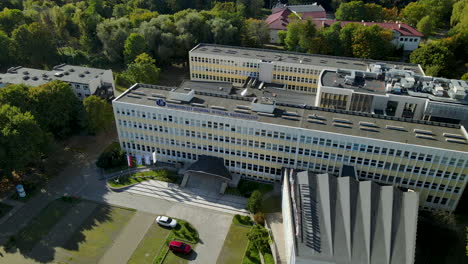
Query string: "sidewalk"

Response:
xmin=124 ymin=180 xmax=248 ymax=215
xmin=98 ymin=211 xmax=155 ymax=264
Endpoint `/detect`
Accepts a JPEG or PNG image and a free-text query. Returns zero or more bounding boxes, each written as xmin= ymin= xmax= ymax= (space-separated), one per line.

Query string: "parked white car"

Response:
xmin=156 ymin=216 xmax=177 ymax=228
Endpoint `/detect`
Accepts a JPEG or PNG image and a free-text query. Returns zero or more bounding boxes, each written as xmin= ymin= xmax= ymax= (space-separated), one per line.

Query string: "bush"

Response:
xmin=247 ymin=190 xmax=263 ymax=213
xmin=238 ymin=179 xmax=273 ymax=197
xmin=233 ymin=214 xmax=253 ymax=226
xmin=247 ymin=225 xmax=270 ymax=254
xmin=254 ymin=212 xmax=265 ymax=226
xmin=263 ymin=252 xmax=275 ymax=264
xmin=96 ymin=142 xmax=126 ymax=169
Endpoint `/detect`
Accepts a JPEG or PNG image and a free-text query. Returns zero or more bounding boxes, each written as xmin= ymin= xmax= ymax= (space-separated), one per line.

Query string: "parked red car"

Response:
xmin=168 ymin=240 xmax=192 ymax=254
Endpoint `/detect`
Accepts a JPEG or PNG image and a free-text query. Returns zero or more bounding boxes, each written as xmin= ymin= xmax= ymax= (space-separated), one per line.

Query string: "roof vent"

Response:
xmin=23 ymin=71 xmax=29 ymax=75
xmin=386 ymin=125 xmax=406 ymax=131
xmin=413 ymin=129 xmax=433 ymax=135
xmin=69 ymin=68 xmax=75 ymax=72
xmin=84 ymin=70 xmax=90 ymax=74
xmin=79 ymin=74 xmax=85 ymax=78
xmin=32 ymin=76 xmax=38 ymax=81
xmin=22 ymin=76 xmax=29 ymax=80
xmin=54 ymin=72 xmax=63 ymax=77
xmin=415 ymin=134 xmax=435 ymax=140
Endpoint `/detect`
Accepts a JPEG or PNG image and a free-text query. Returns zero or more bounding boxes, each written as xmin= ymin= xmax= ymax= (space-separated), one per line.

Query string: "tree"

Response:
xmin=417 ymin=15 xmax=433 ymax=36
xmin=209 ymin=17 xmax=239 ymax=45
xmin=247 ymin=225 xmax=270 ymax=254
xmin=284 ymin=19 xmax=317 ymax=52
xmin=83 ymin=95 xmax=113 ymax=134
xmin=410 ymin=41 xmax=455 ymax=77
xmin=237 ymin=0 xmax=264 ymax=18
xmin=0 ymin=8 xmax=25 ymax=35
xmin=124 ymin=33 xmax=148 ymax=64
xmin=241 ymin=18 xmax=270 ymax=47
xmin=96 ymin=142 xmax=126 ymax=169
xmin=351 ymin=24 xmax=393 ymax=59
xmin=121 ymin=53 xmax=161 ymax=85
xmin=0 ymin=30 xmax=15 ymax=67
xmin=0 ymin=104 xmax=48 ymax=178
xmin=247 ymin=190 xmax=262 ymax=213
xmin=12 ymin=22 xmax=57 ymax=67
xmin=402 ymin=2 xmax=429 ymax=27
xmin=96 ymin=17 xmax=132 ymax=63
xmin=0 ymin=84 xmax=30 ymax=111
xmin=403 ymin=0 xmax=455 ymax=29
xmin=28 ymin=81 xmax=83 ymax=137
xmin=450 ymin=0 xmax=468 ymax=35
xmin=335 ymin=1 xmax=384 ymax=22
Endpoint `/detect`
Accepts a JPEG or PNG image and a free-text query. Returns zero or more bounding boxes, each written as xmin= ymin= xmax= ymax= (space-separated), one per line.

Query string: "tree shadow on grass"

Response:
xmin=2 ymin=199 xmax=115 ymax=264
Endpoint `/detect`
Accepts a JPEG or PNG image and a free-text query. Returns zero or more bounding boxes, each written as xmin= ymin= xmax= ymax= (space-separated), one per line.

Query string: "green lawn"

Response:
xmin=12 ymin=199 xmax=77 ymax=251
xmin=108 ymin=169 xmax=178 ymax=188
xmin=242 ymin=242 xmax=261 ymax=264
xmin=172 ymin=220 xmax=199 ymax=243
xmin=128 ymin=224 xmax=171 ymax=264
xmin=163 ymin=244 xmax=195 ymax=264
xmin=217 ymin=223 xmax=251 ymax=264
xmin=59 ymin=205 xmax=135 ymax=264
xmin=0 ymin=202 xmax=13 ymax=218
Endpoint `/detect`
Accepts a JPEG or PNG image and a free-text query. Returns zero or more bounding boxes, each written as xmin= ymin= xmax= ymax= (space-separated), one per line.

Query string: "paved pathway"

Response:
xmin=98 ymin=211 xmax=155 ymax=264
xmin=124 ymin=180 xmax=248 ymax=214
xmin=266 ymin=213 xmax=287 ymax=264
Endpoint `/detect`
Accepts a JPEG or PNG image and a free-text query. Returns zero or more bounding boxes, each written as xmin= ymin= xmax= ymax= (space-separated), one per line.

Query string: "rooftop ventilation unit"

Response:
xmin=236 ymin=105 xmax=251 ymax=110
xmin=359 ymin=121 xmax=378 ymax=128
xmin=386 ymin=125 xmax=406 ymax=131
xmin=307 ymin=119 xmax=325 ymax=125
xmin=84 ymin=70 xmax=90 ymax=74
xmin=282 ymin=116 xmax=300 ymax=121
xmin=415 ymin=134 xmax=435 ymax=140
xmin=333 ymin=118 xmax=352 ymax=124
xmin=211 ymin=106 xmax=227 ymax=111
xmin=151 ymin=93 xmax=165 ymax=98
xmin=69 ymin=68 xmax=75 ymax=72
xmin=443 ymin=133 xmax=465 ymax=140
xmin=283 ymin=111 xmax=300 ymax=117
xmin=79 ymin=74 xmax=85 ymax=78
xmin=333 ymin=123 xmax=352 ymax=129
xmin=413 ymin=129 xmax=433 ymax=135
xmin=360 ymin=127 xmax=379 ymax=132
xmin=445 ymin=138 xmax=466 ymax=144
xmin=127 ymin=94 xmax=141 ymax=99
xmin=191 ymin=103 xmax=206 ymax=108
xmin=235 ymin=109 xmax=250 ymax=114
xmin=166 ymin=99 xmax=182 ymax=104
xmin=308 ymin=114 xmax=326 ymax=120
xmin=54 ymin=72 xmax=63 ymax=77
xmin=132 ymin=91 xmax=145 ymax=96
xmin=258 ymin=112 xmax=275 ymax=117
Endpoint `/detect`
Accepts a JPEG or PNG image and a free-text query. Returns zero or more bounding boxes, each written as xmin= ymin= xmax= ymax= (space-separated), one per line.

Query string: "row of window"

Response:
xmin=191 ymin=73 xmax=247 ymax=84
xmin=191 ymin=66 xmax=258 ymax=77
xmin=120 ymin=130 xmax=465 ymax=183
xmin=115 ymin=114 xmax=466 ymax=168
xmin=190 ymin=56 xmax=237 ymax=66
xmin=273 ymin=66 xmax=321 ymax=75
xmin=272 ymin=74 xmax=318 ymax=84
xmin=399 ymin=37 xmax=419 ymax=42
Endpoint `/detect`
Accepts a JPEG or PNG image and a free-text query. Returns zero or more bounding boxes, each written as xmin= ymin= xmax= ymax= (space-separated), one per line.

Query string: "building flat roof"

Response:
xmin=321 ymin=70 xmax=387 ymax=95
xmin=0 ymin=64 xmax=110 ymax=87
xmin=115 ymin=83 xmax=468 ymax=152
xmin=190 ymin=44 xmax=424 ymax=75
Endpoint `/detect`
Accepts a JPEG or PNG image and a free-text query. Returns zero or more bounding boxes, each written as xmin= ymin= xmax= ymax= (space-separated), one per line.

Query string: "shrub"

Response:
xmin=247 ymin=225 xmax=270 ymax=254
xmin=247 ymin=190 xmax=262 ymax=213
xmin=233 ymin=214 xmax=253 ymax=226
xmin=96 ymin=142 xmax=126 ymax=169
xmin=254 ymin=212 xmax=265 ymax=226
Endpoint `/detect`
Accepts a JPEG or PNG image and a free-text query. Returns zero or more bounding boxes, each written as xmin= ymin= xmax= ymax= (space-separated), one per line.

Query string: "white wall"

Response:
xmin=282 ymin=171 xmax=296 ymax=264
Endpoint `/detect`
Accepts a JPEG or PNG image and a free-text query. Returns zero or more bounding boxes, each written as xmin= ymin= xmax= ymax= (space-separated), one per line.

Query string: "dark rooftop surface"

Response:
xmin=186 ymin=155 xmax=231 ymax=180
xmin=114 ymin=84 xmax=468 ymax=152
xmin=321 ymin=71 xmax=387 ymax=95
xmin=190 ymin=44 xmax=424 ymax=75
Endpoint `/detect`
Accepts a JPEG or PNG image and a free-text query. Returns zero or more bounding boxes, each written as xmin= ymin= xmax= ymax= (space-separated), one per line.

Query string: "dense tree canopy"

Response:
xmin=0 ymin=104 xmax=48 ymax=177
xmin=119 ymin=53 xmax=161 ymax=85
xmin=83 ymin=95 xmax=114 ymax=134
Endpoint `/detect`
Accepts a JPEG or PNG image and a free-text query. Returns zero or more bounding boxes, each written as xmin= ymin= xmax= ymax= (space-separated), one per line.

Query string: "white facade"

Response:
xmin=113 ymin=86 xmax=468 ymax=211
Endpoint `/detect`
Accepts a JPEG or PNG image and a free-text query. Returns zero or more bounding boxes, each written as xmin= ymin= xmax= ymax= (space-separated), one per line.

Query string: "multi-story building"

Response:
xmin=189 ymin=44 xmax=423 ymax=95
xmin=282 ymin=169 xmax=419 ymax=264
xmin=0 ymin=64 xmax=115 ymax=100
xmin=316 ymin=67 xmax=468 ymax=124
xmin=113 ymin=81 xmax=468 ymax=211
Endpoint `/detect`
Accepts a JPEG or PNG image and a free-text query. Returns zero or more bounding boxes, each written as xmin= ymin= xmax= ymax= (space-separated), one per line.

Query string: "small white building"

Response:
xmin=0 ymin=64 xmax=115 ymax=100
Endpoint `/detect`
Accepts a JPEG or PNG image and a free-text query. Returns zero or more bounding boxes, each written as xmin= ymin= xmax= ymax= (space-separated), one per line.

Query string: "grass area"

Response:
xmin=59 ymin=205 xmax=135 ymax=264
xmin=242 ymin=242 xmax=261 ymax=264
xmin=163 ymin=245 xmax=194 ymax=264
xmin=172 ymin=220 xmax=199 ymax=243
xmin=127 ymin=224 xmax=171 ymax=264
xmin=107 ymin=169 xmax=178 ymax=188
xmin=235 ymin=179 xmax=274 ymax=198
xmin=0 ymin=202 xmax=13 ymax=218
xmin=263 ymin=252 xmax=275 ymax=264
xmin=261 ymin=195 xmax=282 ymax=213
xmin=104 ymin=164 xmax=131 ymax=174
xmin=9 ymin=198 xmax=77 ymax=251
xmin=233 ymin=214 xmax=253 ymax=226
xmin=216 ymin=222 xmax=251 ymax=264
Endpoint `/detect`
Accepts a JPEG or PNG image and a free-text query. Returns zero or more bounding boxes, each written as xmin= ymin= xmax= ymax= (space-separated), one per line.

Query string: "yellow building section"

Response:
xmin=191 ymin=62 xmax=259 ymax=72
